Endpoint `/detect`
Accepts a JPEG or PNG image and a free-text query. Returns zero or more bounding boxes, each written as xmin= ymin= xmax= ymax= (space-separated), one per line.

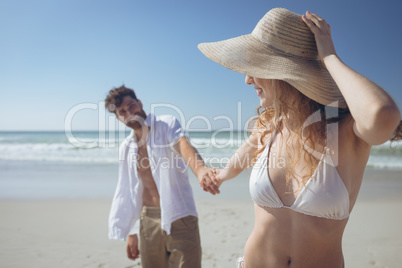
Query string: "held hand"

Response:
xmin=197 ymin=167 xmax=220 ymax=195
xmin=302 ymin=11 xmax=337 ymax=68
xmin=126 ymin=234 xmax=140 ymax=261
xmin=211 ymin=169 xmax=225 ymax=188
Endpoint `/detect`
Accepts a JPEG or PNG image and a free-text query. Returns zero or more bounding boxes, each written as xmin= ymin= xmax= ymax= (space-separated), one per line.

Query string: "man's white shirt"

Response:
xmin=108 ymin=113 xmax=198 ymax=240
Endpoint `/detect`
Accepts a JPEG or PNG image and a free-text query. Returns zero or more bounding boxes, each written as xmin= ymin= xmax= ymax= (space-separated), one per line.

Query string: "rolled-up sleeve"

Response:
xmin=167 ymin=116 xmax=187 ymax=146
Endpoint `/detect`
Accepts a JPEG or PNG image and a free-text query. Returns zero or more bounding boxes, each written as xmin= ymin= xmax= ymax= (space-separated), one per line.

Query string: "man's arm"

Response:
xmin=173 ymin=136 xmax=220 ymax=195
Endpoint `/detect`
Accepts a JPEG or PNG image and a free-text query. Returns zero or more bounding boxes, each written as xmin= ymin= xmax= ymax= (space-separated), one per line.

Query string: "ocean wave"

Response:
xmin=367 ymin=154 xmax=402 ymax=169
xmin=0 ymin=143 xmax=118 ymax=151
xmin=190 ymin=138 xmax=245 ymax=149
xmin=371 ymin=146 xmax=402 ymax=155
xmin=0 ymin=132 xmax=400 ymax=169
xmin=0 ymin=155 xmax=118 ymax=164
xmin=0 ymin=142 xmax=119 ymax=164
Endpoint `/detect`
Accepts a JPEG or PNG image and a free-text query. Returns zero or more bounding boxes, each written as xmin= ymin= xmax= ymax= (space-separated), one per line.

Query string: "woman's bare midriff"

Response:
xmin=244 ymin=205 xmax=348 ymax=268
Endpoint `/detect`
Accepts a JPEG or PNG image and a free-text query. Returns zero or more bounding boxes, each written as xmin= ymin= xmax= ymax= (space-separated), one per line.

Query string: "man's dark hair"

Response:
xmin=105 ymin=85 xmax=137 ymax=113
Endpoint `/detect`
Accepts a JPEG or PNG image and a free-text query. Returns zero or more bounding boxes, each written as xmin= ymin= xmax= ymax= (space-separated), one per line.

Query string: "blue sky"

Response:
xmin=1 ymin=0 xmax=401 ymax=131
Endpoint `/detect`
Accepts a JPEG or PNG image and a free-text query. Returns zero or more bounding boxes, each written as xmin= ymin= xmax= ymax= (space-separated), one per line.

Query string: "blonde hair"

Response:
xmin=250 ymin=80 xmax=350 ymax=189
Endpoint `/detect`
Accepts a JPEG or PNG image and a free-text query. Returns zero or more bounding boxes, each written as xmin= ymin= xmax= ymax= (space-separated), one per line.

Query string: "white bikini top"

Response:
xmin=249 ymin=134 xmax=350 ymax=220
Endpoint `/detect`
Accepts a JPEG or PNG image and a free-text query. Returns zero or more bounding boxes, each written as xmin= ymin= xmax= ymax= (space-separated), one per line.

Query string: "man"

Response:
xmin=105 ymin=85 xmax=218 ymax=268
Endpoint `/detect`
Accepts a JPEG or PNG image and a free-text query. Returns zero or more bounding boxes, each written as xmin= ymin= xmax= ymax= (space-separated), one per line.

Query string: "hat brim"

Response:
xmin=198 ymin=34 xmax=346 ymax=108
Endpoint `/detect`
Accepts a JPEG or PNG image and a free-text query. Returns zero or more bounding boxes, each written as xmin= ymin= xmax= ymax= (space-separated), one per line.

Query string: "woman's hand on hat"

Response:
xmin=302 ymin=11 xmax=337 ymax=68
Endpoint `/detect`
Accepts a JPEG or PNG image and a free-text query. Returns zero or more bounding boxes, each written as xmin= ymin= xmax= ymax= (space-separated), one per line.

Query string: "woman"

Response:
xmin=197 ymin=8 xmax=401 ymax=268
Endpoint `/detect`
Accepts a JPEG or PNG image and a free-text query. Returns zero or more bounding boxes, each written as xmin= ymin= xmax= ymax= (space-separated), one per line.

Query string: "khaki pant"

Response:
xmin=139 ymin=206 xmax=202 ymax=268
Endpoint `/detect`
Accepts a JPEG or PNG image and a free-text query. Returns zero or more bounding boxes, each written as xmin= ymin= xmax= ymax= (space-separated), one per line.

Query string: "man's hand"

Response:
xmin=126 ymin=234 xmax=140 ymax=261
xmin=197 ymin=166 xmax=220 ymax=195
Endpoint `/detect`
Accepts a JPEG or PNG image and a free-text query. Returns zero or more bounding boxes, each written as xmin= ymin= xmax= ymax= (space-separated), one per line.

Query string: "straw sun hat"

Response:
xmin=198 ymin=8 xmax=347 ymax=108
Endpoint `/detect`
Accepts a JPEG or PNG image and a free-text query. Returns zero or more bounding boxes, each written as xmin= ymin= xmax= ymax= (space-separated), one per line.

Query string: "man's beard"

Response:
xmin=125 ymin=110 xmax=147 ymax=129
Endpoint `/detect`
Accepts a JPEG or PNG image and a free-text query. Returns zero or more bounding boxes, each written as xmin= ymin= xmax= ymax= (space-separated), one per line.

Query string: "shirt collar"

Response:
xmin=127 ymin=113 xmax=155 ymax=141
xmin=145 ymin=113 xmax=156 ymax=127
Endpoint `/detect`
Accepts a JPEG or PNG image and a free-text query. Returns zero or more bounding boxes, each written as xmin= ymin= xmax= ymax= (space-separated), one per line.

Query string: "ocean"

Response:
xmin=0 ymin=130 xmax=400 ymax=200
xmin=0 ymin=131 xmax=401 ymax=169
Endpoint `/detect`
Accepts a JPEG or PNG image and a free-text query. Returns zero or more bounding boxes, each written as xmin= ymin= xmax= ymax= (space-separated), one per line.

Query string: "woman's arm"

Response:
xmin=303 ymin=11 xmax=401 ymax=145
xmin=213 ymin=132 xmax=260 ymax=187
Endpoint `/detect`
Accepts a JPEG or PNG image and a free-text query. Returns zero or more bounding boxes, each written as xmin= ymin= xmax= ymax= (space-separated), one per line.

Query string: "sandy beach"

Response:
xmin=0 ymin=163 xmax=401 ymax=268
